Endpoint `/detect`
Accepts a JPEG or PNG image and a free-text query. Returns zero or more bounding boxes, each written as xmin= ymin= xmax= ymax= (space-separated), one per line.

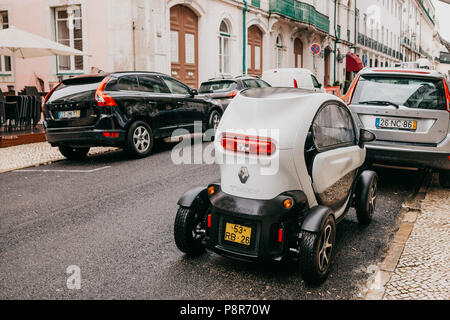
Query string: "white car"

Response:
xmin=262 ymin=68 xmax=325 ymax=92
xmin=174 ymin=87 xmax=377 ymax=285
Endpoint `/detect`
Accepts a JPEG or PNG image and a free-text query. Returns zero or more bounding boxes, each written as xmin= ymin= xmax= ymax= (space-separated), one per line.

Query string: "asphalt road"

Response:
xmin=0 ymin=142 xmax=425 ymax=299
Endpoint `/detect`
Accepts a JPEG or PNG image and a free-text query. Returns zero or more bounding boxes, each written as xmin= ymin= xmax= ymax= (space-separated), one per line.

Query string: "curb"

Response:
xmin=363 ymin=171 xmax=432 ymax=300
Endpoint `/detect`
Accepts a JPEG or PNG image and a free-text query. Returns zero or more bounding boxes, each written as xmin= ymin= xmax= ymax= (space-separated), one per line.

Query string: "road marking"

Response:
xmin=15 ymin=166 xmax=112 ymax=173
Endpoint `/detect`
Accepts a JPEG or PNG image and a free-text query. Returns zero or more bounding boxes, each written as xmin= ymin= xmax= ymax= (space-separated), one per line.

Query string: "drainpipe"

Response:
xmin=132 ymin=21 xmax=137 ymax=71
xmin=354 ymin=0 xmax=357 ymax=45
xmin=334 ymin=0 xmax=337 ymax=84
xmin=243 ymin=0 xmax=248 ymax=75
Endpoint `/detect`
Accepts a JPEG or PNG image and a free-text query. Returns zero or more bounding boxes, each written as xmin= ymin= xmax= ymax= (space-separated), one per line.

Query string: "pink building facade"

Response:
xmin=0 ymin=0 xmax=112 ymax=93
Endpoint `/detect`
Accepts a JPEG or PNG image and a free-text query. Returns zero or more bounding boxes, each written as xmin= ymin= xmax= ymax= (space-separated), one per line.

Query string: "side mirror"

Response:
xmin=190 ymin=88 xmax=198 ymax=96
xmin=359 ymin=129 xmax=376 ymax=148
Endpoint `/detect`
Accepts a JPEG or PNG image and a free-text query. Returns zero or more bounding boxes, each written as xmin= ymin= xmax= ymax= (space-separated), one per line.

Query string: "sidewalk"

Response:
xmin=365 ymin=173 xmax=450 ymax=300
xmin=0 ymin=142 xmax=117 ymax=173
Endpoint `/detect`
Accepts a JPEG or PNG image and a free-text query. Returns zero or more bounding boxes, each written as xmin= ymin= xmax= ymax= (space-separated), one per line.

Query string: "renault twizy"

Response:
xmin=174 ymin=87 xmax=378 ymax=285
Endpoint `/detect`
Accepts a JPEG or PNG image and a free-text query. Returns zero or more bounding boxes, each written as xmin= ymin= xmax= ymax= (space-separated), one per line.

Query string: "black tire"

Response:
xmin=203 ymin=110 xmax=221 ymax=142
xmin=355 ymin=170 xmax=378 ymax=225
xmin=174 ymin=206 xmax=205 ymax=256
xmin=298 ymin=215 xmax=336 ymax=285
xmin=125 ymin=120 xmax=154 ymax=158
xmin=439 ymin=171 xmax=450 ymax=188
xmin=58 ymin=146 xmax=90 ymax=160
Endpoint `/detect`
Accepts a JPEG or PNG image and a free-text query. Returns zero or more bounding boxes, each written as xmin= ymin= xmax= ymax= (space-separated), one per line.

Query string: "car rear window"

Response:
xmin=351 ymin=75 xmax=447 ymax=111
xmin=199 ymin=81 xmax=236 ymax=93
xmin=48 ymin=76 xmax=106 ymax=103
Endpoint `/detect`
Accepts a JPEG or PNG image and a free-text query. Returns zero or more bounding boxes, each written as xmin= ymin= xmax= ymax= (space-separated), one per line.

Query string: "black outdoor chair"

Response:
xmin=19 ymin=96 xmax=30 ymax=129
xmin=0 ymin=91 xmax=20 ymax=131
xmin=24 ymin=86 xmax=42 ymax=128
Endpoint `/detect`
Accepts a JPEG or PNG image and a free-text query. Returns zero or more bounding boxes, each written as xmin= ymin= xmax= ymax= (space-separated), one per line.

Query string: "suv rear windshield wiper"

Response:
xmin=359 ymin=100 xmax=400 ymax=108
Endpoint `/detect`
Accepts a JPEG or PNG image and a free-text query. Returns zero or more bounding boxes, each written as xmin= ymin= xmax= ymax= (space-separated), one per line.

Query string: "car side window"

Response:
xmin=243 ymin=79 xmax=260 ymax=88
xmin=311 ymin=75 xmax=321 ymax=89
xmin=312 ymin=104 xmax=356 ymax=151
xmin=116 ymin=75 xmax=139 ymax=91
xmin=162 ymin=77 xmax=191 ymax=95
xmin=256 ymin=79 xmax=271 ymax=88
xmin=138 ymin=75 xmax=169 ymax=93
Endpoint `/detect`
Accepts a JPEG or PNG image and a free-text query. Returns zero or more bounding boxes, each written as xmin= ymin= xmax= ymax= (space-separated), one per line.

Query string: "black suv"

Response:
xmin=43 ymin=72 xmax=223 ymax=159
xmin=198 ymin=75 xmax=271 ymax=109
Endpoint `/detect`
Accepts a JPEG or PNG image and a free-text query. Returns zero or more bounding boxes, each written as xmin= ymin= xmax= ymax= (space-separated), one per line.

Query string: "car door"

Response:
xmin=161 ymin=76 xmax=203 ymax=132
xmin=137 ymin=74 xmax=177 ymax=136
xmin=309 ymin=102 xmax=365 ymax=217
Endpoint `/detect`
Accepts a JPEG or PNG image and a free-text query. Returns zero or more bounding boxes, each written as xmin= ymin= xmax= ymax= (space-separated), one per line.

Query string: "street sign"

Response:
xmin=310 ymin=43 xmax=321 ymax=55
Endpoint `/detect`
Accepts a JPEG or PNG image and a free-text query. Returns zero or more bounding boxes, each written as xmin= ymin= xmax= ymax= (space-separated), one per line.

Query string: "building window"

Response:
xmin=276 ymin=35 xmax=283 ymax=68
xmin=55 ymin=5 xmax=84 ymax=74
xmin=0 ymin=11 xmax=11 ymax=74
xmin=218 ymin=20 xmax=230 ymax=74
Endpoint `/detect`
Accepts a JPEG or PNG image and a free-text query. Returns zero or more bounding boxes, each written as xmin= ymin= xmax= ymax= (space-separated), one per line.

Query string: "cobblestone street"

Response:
xmin=383 ymin=175 xmax=450 ymax=300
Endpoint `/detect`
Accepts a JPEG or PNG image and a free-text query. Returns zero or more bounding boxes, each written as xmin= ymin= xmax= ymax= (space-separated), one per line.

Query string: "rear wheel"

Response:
xmin=439 ymin=171 xmax=450 ymax=188
xmin=125 ymin=121 xmax=154 ymax=158
xmin=174 ymin=206 xmax=206 ymax=256
xmin=355 ymin=170 xmax=378 ymax=225
xmin=58 ymin=146 xmax=90 ymax=160
xmin=298 ymin=215 xmax=336 ymax=285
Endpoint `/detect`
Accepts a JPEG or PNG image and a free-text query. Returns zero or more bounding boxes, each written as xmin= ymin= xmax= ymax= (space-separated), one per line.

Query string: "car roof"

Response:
xmin=110 ymin=71 xmax=170 ymax=77
xmin=359 ymin=67 xmax=444 ymax=78
xmin=240 ymin=87 xmax=315 ymax=99
xmin=202 ymin=75 xmax=262 ymax=83
xmin=263 ymin=68 xmax=313 ymax=74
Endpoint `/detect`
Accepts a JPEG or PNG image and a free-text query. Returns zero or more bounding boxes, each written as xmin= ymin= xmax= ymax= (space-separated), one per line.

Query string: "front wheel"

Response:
xmin=439 ymin=171 xmax=450 ymax=188
xmin=298 ymin=215 xmax=336 ymax=285
xmin=58 ymin=146 xmax=90 ymax=160
xmin=174 ymin=206 xmax=206 ymax=256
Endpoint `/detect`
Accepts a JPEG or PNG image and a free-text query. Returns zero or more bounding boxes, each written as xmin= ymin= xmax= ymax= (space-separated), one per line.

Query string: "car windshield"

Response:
xmin=351 ymin=75 xmax=447 ymax=111
xmin=198 ymin=81 xmax=236 ymax=93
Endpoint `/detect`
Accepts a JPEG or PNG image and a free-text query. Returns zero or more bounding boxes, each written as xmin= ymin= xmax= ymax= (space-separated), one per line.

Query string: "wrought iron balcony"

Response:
xmin=251 ymin=0 xmax=261 ymax=8
xmin=269 ymin=0 xmax=330 ymax=33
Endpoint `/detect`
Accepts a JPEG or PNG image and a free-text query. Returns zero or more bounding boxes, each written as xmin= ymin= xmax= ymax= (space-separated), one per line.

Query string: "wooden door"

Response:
xmin=170 ymin=5 xmax=198 ymax=88
xmin=294 ymin=38 xmax=303 ymax=68
xmin=324 ymin=48 xmax=331 ymax=86
xmin=247 ymin=25 xmax=263 ymax=76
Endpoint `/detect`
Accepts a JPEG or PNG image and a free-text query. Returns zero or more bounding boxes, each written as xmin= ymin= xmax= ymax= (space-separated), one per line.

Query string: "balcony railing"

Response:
xmin=269 ymin=0 xmax=330 ymax=33
xmin=357 ymin=32 xmax=401 ymax=60
xmin=251 ymin=0 xmax=261 ymax=8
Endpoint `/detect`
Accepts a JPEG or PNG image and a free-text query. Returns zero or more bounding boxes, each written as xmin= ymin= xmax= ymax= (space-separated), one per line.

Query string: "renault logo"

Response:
xmin=238 ymin=167 xmax=250 ymax=184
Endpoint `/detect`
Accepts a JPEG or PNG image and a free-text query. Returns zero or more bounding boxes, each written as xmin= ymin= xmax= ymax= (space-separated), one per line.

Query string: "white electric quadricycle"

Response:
xmin=174 ymin=87 xmax=378 ymax=284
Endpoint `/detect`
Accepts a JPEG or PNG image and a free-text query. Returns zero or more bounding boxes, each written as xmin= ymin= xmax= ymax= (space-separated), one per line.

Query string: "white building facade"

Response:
xmin=0 ymin=0 xmax=445 ymax=95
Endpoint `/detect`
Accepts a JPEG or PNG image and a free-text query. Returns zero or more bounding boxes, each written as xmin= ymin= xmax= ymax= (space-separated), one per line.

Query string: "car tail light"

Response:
xmin=227 ymin=90 xmax=238 ymax=98
xmin=293 ymin=78 xmax=298 ymax=88
xmin=207 ymin=214 xmax=212 ymax=228
xmin=42 ymin=82 xmax=62 ymax=111
xmin=221 ymin=133 xmax=276 ymax=156
xmin=95 ymin=76 xmax=117 ymax=107
xmin=442 ymin=78 xmax=450 ymax=113
xmin=102 ymin=132 xmax=119 ymax=138
xmin=277 ymin=228 xmax=283 ymax=243
xmin=341 ymin=74 xmax=360 ymax=105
